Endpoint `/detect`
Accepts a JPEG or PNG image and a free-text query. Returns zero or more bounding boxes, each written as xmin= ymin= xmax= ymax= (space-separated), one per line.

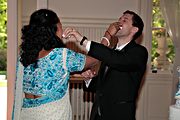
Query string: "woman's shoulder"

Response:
xmin=55 ymin=47 xmax=85 ymax=57
xmin=54 ymin=47 xmax=72 ymax=53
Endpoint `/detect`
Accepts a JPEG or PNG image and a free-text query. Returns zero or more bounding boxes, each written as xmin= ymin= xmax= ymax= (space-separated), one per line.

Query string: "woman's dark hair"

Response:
xmin=123 ymin=10 xmax=144 ymax=40
xmin=20 ymin=9 xmax=65 ymax=67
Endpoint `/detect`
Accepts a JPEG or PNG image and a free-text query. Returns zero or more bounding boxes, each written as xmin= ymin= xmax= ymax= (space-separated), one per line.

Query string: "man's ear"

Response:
xmin=132 ymin=27 xmax=138 ymax=34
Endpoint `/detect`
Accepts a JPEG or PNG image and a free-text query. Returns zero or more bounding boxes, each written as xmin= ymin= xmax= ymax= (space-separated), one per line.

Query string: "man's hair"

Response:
xmin=123 ymin=10 xmax=144 ymax=40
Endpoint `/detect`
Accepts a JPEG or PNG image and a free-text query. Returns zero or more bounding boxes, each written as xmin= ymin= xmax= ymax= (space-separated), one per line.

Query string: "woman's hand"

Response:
xmin=81 ymin=69 xmax=96 ymax=80
xmin=106 ymin=22 xmax=121 ymax=38
xmin=63 ymin=27 xmax=83 ymax=42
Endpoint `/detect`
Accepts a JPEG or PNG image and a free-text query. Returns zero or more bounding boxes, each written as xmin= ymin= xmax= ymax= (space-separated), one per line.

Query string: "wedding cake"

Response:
xmin=169 ymin=66 xmax=180 ymax=120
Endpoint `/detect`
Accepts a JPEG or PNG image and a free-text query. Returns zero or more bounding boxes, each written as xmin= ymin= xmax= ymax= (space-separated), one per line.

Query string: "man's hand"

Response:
xmin=81 ymin=69 xmax=96 ymax=80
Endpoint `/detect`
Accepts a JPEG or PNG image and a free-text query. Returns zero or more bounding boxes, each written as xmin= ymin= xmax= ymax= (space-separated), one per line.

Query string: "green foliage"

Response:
xmin=0 ymin=70 xmax=6 ymax=75
xmin=0 ymin=0 xmax=7 ymax=49
xmin=166 ymin=36 xmax=175 ymax=63
xmin=152 ymin=0 xmax=175 ymax=64
xmin=151 ymin=35 xmax=159 ymax=61
xmin=0 ymin=0 xmax=7 ymax=71
xmin=0 ymin=49 xmax=6 ymax=70
xmin=152 ymin=0 xmax=165 ymax=27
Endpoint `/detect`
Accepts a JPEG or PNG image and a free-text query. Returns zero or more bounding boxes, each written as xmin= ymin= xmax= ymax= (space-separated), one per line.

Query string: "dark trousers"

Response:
xmin=90 ymin=104 xmax=102 ymax=120
xmin=94 ymin=113 xmax=102 ymax=120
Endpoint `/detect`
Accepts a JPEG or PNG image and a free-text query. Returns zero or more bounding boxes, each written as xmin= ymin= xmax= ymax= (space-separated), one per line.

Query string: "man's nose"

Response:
xmin=118 ymin=21 xmax=123 ymax=26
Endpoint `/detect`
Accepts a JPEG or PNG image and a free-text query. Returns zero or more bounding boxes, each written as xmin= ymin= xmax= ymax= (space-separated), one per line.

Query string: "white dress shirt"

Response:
xmin=84 ymin=40 xmax=130 ymax=87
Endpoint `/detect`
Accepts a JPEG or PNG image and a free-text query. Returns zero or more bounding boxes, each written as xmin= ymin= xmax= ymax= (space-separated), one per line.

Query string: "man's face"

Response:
xmin=115 ymin=13 xmax=135 ymax=38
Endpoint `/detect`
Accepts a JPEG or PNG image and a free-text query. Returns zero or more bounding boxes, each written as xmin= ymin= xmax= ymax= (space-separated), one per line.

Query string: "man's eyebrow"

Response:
xmin=118 ymin=17 xmax=123 ymax=20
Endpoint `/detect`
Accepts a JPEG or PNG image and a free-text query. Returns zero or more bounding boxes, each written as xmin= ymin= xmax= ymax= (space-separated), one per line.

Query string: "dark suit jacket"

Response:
xmin=85 ymin=40 xmax=148 ymax=120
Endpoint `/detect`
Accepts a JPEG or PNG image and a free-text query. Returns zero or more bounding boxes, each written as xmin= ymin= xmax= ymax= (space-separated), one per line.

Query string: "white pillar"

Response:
xmin=7 ymin=0 xmax=18 ymax=119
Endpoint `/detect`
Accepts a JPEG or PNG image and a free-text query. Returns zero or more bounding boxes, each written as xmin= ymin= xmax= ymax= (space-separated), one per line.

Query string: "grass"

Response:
xmin=0 ymin=71 xmax=6 ymax=75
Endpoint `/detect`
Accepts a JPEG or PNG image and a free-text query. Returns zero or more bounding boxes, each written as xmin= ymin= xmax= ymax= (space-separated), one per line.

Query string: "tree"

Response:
xmin=0 ymin=0 xmax=7 ymax=71
xmin=152 ymin=0 xmax=175 ymax=67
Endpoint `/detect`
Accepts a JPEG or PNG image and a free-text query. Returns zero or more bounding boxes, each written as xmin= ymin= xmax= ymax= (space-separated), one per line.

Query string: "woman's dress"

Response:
xmin=12 ymin=48 xmax=85 ymax=120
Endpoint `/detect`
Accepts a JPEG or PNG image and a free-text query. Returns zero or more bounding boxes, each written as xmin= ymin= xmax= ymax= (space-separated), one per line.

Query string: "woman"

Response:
xmin=12 ymin=9 xmax=96 ymax=120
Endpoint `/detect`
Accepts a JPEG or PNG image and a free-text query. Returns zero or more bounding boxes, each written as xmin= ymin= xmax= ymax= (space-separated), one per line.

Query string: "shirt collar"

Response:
xmin=115 ymin=41 xmax=130 ymax=50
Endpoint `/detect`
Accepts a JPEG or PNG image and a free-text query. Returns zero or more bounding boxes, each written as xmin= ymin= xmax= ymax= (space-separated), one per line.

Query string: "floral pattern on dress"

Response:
xmin=22 ymin=48 xmax=85 ymax=108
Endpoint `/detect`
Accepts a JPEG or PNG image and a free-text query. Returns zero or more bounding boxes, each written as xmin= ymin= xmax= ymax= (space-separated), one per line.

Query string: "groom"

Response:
xmin=64 ymin=10 xmax=148 ymax=120
xmin=80 ymin=10 xmax=148 ymax=120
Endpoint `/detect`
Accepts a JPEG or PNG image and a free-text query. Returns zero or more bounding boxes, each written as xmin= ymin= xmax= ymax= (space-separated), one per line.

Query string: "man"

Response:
xmin=64 ymin=10 xmax=148 ymax=120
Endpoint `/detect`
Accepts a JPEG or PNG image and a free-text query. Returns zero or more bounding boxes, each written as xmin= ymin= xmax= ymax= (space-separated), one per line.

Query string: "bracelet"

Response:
xmin=80 ymin=36 xmax=87 ymax=45
xmin=106 ymin=31 xmax=112 ymax=38
xmin=101 ymin=37 xmax=110 ymax=46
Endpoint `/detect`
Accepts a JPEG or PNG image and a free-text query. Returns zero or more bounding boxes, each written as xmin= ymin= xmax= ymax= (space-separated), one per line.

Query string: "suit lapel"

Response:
xmin=98 ymin=40 xmax=136 ymax=84
xmin=120 ymin=40 xmax=136 ymax=52
xmin=99 ymin=41 xmax=137 ymax=82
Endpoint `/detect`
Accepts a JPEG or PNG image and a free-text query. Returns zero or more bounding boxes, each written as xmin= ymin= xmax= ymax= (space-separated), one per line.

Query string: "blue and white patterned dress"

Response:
xmin=19 ymin=48 xmax=85 ymax=120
